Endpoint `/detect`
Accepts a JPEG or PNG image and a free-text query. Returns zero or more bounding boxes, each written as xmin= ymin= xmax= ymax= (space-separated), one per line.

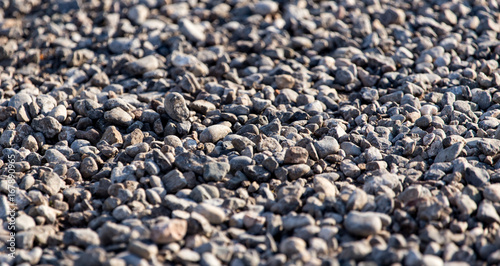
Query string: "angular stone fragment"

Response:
xmin=162 ymin=169 xmax=187 ymax=193
xmin=434 ymin=142 xmax=464 ymax=163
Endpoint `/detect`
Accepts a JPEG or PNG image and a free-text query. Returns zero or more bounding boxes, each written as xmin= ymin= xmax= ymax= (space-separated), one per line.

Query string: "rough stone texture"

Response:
xmin=5 ymin=0 xmax=500 ymax=265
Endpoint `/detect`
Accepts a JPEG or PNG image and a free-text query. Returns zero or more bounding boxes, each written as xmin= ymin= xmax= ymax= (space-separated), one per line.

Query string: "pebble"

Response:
xmin=381 ymin=7 xmax=406 ymax=25
xmin=464 ymin=166 xmax=489 ymax=187
xmin=179 ymin=19 xmax=206 ymax=43
xmin=80 ymin=157 xmax=98 ymax=179
xmin=63 ymin=228 xmax=100 ymax=247
xmin=127 ymin=5 xmax=149 ymax=25
xmin=104 ymin=108 xmax=134 ymax=127
xmin=203 ymin=162 xmax=230 ymax=182
xmin=344 ymin=211 xmax=383 ymax=237
xmin=483 ymin=184 xmax=500 ymax=202
xmin=275 ymin=74 xmax=295 ymax=89
xmin=434 ymin=142 xmax=464 ymax=163
xmin=193 ymin=203 xmax=226 ymax=225
xmin=124 ymin=55 xmax=159 ymax=76
xmin=314 ymin=136 xmax=340 ymax=158
xmin=32 ymin=116 xmax=62 ymax=138
xmin=151 ymin=219 xmax=188 ymax=244
xmin=164 ymin=92 xmax=190 ymax=122
xmin=200 ymin=125 xmax=232 ymax=143
xmin=128 ymin=241 xmax=158 ymax=260
xmin=190 ymin=100 xmax=216 ymax=115
xmin=162 ymin=169 xmax=187 ymax=193
xmin=279 ymin=237 xmax=306 ymax=257
xmin=313 ymin=176 xmax=338 ymax=198
xmin=283 ymin=147 xmax=309 ymax=164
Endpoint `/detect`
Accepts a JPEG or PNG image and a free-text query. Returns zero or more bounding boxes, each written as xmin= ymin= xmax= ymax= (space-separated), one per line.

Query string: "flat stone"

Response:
xmin=190 ymin=100 xmax=216 ymax=114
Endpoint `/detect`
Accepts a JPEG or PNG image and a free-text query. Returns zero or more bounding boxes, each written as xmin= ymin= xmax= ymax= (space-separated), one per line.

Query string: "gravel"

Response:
xmin=1 ymin=0 xmax=500 ymax=265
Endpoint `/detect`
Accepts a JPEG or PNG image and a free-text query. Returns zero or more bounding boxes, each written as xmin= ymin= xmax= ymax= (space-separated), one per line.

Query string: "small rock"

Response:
xmin=434 ymin=142 xmax=464 ymax=163
xmin=253 ymin=1 xmax=279 ymax=15
xmin=203 ymin=162 xmax=230 ymax=182
xmin=112 ymin=205 xmax=132 ymax=221
xmin=279 ymin=237 xmax=306 ymax=257
xmin=101 ymin=126 xmax=123 ymax=144
xmin=200 ymin=125 xmax=232 ymax=143
xmin=313 ymin=176 xmax=338 ymax=198
xmin=190 ymin=100 xmax=216 ymax=114
xmin=464 ymin=166 xmax=489 ymax=187
xmin=284 ymin=147 xmax=309 ymax=164
xmin=193 ymin=203 xmax=226 ymax=225
xmin=344 ymin=211 xmax=382 ymax=237
xmin=151 ymin=219 xmax=188 ymax=244
xmin=104 ymin=108 xmax=134 ymax=127
xmin=124 ymin=55 xmax=159 ymax=76
xmin=32 ymin=116 xmax=62 ymax=138
xmin=80 ymin=157 xmax=98 ymax=179
xmin=179 ymin=19 xmax=206 ymax=43
xmin=162 ymin=169 xmax=187 ymax=193
xmin=314 ymin=136 xmax=340 ymax=158
xmin=483 ymin=184 xmax=500 ymax=202
xmin=63 ymin=228 xmax=100 ymax=248
xmin=164 ymin=92 xmax=190 ymax=122
xmin=128 ymin=241 xmax=158 ymax=260
xmin=381 ymin=7 xmax=406 ymax=25
xmin=275 ymin=74 xmax=295 ymax=89
xmin=127 ymin=5 xmax=149 ymax=24
xmin=336 ymin=68 xmax=355 ymax=85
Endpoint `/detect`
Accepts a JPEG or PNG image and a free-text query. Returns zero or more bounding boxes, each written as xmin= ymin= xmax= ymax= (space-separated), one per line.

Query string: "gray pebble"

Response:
xmin=164 ymin=92 xmax=190 ymax=122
